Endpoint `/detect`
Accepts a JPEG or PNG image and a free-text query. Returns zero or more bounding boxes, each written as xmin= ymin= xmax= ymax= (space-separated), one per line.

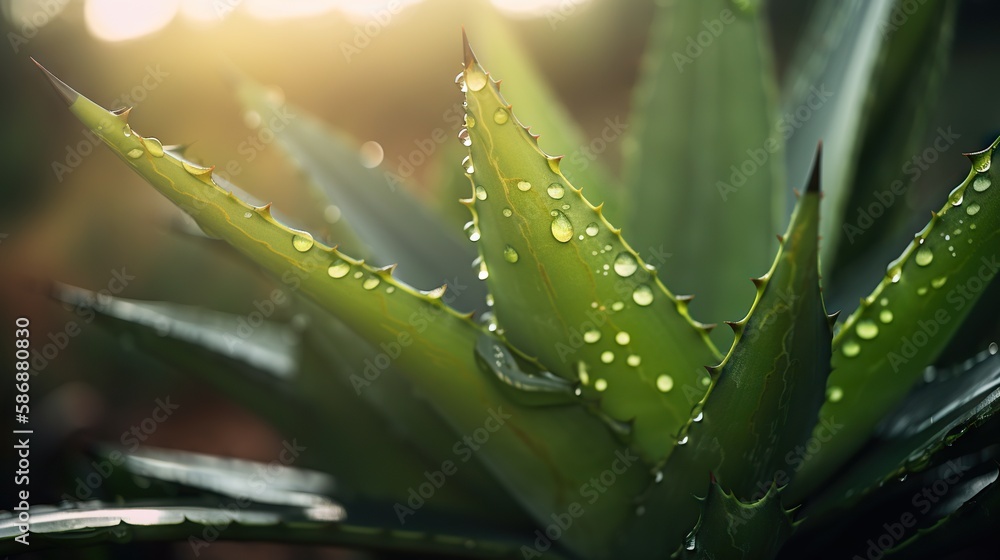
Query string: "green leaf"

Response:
xmin=676 ymin=481 xmax=796 ymax=560
xmin=232 ymin=71 xmax=484 ymax=310
xmin=460 ymin=34 xmax=720 ymax=463
xmin=466 ymin=9 xmax=621 ymax=224
xmin=0 ymin=499 xmax=549 ymax=558
xmin=622 ymin=0 xmax=785 ymax=345
xmin=792 ymin=138 xmax=1000 ymax=500
xmin=35 ymin=59 xmax=649 ymax=557
xmin=618 ymin=152 xmax=829 ymax=556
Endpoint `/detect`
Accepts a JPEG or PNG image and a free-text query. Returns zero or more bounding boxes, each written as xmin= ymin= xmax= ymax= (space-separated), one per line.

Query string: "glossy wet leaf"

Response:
xmin=36 ymin=60 xmax=647 ymax=558
xmin=620 ymin=156 xmax=828 ymax=556
xmin=233 ymin=71 xmax=484 ymax=310
xmin=622 ymin=0 xmax=784 ymax=345
xmin=793 ymin=138 xmax=1000 ymax=499
xmin=461 ymin=34 xmax=720 ymax=462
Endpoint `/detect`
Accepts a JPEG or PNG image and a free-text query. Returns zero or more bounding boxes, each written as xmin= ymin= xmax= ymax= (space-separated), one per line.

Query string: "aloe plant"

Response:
xmin=4 ymin=1 xmax=999 ymax=559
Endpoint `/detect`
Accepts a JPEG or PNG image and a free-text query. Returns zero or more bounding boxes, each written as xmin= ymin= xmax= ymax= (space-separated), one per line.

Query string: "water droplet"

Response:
xmin=678 ymin=436 xmax=689 ymax=445
xmin=990 ymin=342 xmax=998 ymax=355
xmin=363 ymin=276 xmax=380 ymax=290
xmin=879 ymin=309 xmax=894 ymax=324
xmin=627 ymin=354 xmax=641 ymax=367
xmin=462 ymin=155 xmax=474 ymax=174
xmin=550 ymin=211 xmax=574 ymax=243
xmin=182 ymin=161 xmax=213 ymax=177
xmin=655 ymin=471 xmax=664 ymax=483
xmin=465 ymin=68 xmax=487 ymax=91
xmin=547 ymin=157 xmax=561 ymax=174
xmin=585 ymin=222 xmax=599 ymax=237
xmin=243 ymin=211 xmax=252 ymax=218
xmin=485 ymin=293 xmax=494 ymax=307
xmin=601 ymin=350 xmax=614 ymax=363
xmin=386 ymin=286 xmax=395 ymax=294
xmin=615 ymin=331 xmax=631 ymax=345
xmin=593 ymin=378 xmax=609 ymax=392
xmin=122 ymin=124 xmax=132 ymax=137
xmin=465 ymin=114 xmax=476 ymax=128
xmin=142 ymin=136 xmax=164 ymax=157
xmin=502 ymin=207 xmax=512 ymax=217
xmin=613 ymin=252 xmax=638 ymax=277
xmin=517 ymin=180 xmax=531 ymax=192
xmin=454 ymin=71 xmax=467 ymax=92
xmin=842 ymin=339 xmax=861 ymax=358
xmin=354 ymin=271 xmax=364 ymax=279
xmin=880 ymin=298 xmax=889 ymax=306
xmin=693 ymin=411 xmax=704 ymax=422
xmin=475 ymin=185 xmax=488 ymax=200
xmin=328 ymin=260 xmax=350 ymax=278
xmin=931 ymin=276 xmax=948 ymax=289
xmin=632 ymin=284 xmax=654 ymax=306
xmin=971 ymin=151 xmax=992 ymax=173
xmin=478 ymin=261 xmax=489 ymax=280
xmin=127 ymin=148 xmax=143 ymax=159
xmin=635 ymin=505 xmax=646 ymax=516
xmin=577 ymin=362 xmax=590 ymax=385
xmin=546 ymin=182 xmax=565 ymax=200
xmin=656 ymin=374 xmax=674 ymax=392
xmin=500 ymin=244 xmax=519 ymax=263
xmin=359 ymin=140 xmax=384 ymax=168
xmin=856 ymin=320 xmax=879 ymax=340
xmin=917 ymin=286 xmax=928 ymax=296
xmin=464 ymin=221 xmax=481 ymax=242
xmin=948 ymin=185 xmax=964 ymax=207
xmin=828 ymin=386 xmax=844 ymax=403
xmin=611 ymin=301 xmax=624 ymax=311
xmin=458 ymin=128 xmax=471 ymax=147
xmin=492 ymin=107 xmax=510 ymax=124
xmin=583 ymin=329 xmax=601 ymax=344
xmin=915 ymin=246 xmax=934 ymax=267
xmin=973 ymin=175 xmax=991 ymax=192
xmin=967 ymin=202 xmax=981 ymax=216
xmin=292 ymin=231 xmax=315 ymax=252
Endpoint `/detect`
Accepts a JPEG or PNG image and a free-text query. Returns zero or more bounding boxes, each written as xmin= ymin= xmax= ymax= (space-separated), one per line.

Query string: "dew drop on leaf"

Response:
xmin=142 ymin=136 xmax=164 ymax=157
xmin=127 ymin=148 xmax=143 ymax=159
xmin=827 ymin=386 xmax=844 ymax=403
xmin=503 ymin=244 xmax=519 ymax=263
xmin=478 ymin=261 xmax=489 ymax=280
xmin=458 ymin=128 xmax=471 ymax=147
xmin=967 ymin=202 xmax=981 ymax=216
xmin=594 ymin=378 xmax=608 ymax=392
xmin=879 ymin=309 xmax=894 ymax=324
xmin=493 ymin=107 xmax=509 ymax=124
xmin=931 ymin=276 xmax=948 ymax=289
xmin=615 ymin=331 xmax=631 ymax=345
xmin=856 ymin=320 xmax=879 ymax=340
xmin=601 ymin=351 xmax=614 ymax=363
xmin=502 ymin=207 xmax=512 ymax=217
xmin=550 ymin=211 xmax=574 ymax=243
xmin=842 ymin=339 xmax=861 ymax=357
xmin=464 ymin=221 xmax=480 ymax=242
xmin=613 ymin=252 xmax=638 ymax=277
xmin=363 ymin=276 xmax=380 ymax=290
xmin=328 ymin=260 xmax=350 ymax=278
xmin=454 ymin=71 xmax=467 ymax=92
xmin=475 ymin=185 xmax=488 ymax=200
xmin=122 ymin=124 xmax=132 ymax=137
xmin=915 ymin=246 xmax=934 ymax=266
xmin=465 ymin=67 xmax=487 ymax=91
xmin=632 ymin=284 xmax=654 ymax=306
xmin=627 ymin=354 xmax=641 ymax=367
xmin=517 ymin=180 xmax=531 ymax=192
xmin=656 ymin=374 xmax=674 ymax=392
xmin=583 ymin=329 xmax=601 ymax=343
xmin=585 ymin=222 xmax=599 ymax=237
xmin=547 ymin=182 xmax=565 ymax=199
xmin=291 ymin=231 xmax=315 ymax=252
xmin=973 ymin=175 xmax=991 ymax=192
xmin=462 ymin=155 xmax=474 ymax=174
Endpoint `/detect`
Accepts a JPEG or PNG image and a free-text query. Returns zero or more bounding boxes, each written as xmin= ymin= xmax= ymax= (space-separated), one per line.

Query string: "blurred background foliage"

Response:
xmin=1 ymin=0 xmax=1000 ymax=558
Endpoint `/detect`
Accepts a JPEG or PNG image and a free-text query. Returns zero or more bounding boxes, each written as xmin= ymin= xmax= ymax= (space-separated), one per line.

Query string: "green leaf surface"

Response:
xmin=35 ymin=59 xmax=648 ymax=557
xmin=0 ymin=499 xmax=547 ymax=558
xmin=676 ymin=481 xmax=795 ymax=560
xmin=232 ymin=72 xmax=484 ymax=310
xmin=622 ymin=0 xmax=784 ymax=345
xmin=461 ymin=34 xmax=720 ymax=463
xmin=618 ymin=156 xmax=828 ymax=557
xmin=792 ymin=138 xmax=1000 ymax=500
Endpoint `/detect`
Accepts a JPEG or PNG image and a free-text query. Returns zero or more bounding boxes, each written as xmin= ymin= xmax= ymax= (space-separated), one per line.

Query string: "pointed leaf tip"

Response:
xmin=462 ymin=28 xmax=477 ymax=68
xmin=30 ymin=58 xmax=80 ymax=105
xmin=806 ymin=142 xmax=822 ymax=194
